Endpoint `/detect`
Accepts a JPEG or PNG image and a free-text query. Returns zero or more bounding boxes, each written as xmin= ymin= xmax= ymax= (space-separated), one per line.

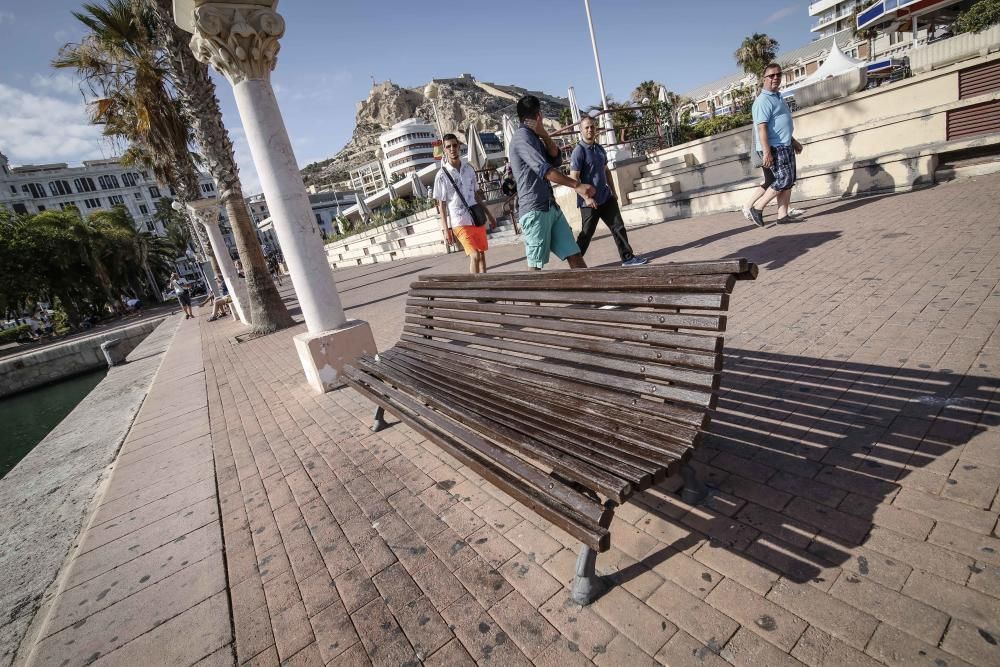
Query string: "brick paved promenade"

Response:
xmin=21 ymin=174 xmax=1000 ymax=666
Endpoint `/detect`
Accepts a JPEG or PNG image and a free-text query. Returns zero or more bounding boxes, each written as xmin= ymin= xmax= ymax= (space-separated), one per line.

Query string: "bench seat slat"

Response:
xmin=362 ymin=355 xmax=638 ymax=502
xmin=396 ymin=338 xmax=708 ymax=429
xmin=418 ymin=259 xmax=752 ymax=282
xmin=410 ymin=274 xmax=735 ymax=293
xmin=405 ymin=303 xmax=723 ymax=354
xmin=385 ymin=348 xmax=700 ymax=459
xmin=343 ymin=365 xmax=611 ymax=551
xmin=410 ymin=288 xmax=727 ymax=311
xmin=405 ymin=301 xmax=726 ymax=333
xmin=403 ymin=318 xmax=719 ymax=390
xmin=380 ymin=349 xmax=686 ymax=478
xmin=399 ymin=333 xmax=715 ymax=410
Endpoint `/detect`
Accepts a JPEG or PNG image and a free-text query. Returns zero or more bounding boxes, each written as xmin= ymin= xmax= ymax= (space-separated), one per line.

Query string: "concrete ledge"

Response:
xmin=0 ymin=317 xmax=168 ymax=399
xmin=0 ymin=316 xmax=182 ymax=666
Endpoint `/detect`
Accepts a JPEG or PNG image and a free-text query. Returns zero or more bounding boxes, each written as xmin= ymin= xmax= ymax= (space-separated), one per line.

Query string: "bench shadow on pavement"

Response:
xmin=723 ymin=231 xmax=841 ymax=271
xmin=616 ymin=348 xmax=998 ymax=588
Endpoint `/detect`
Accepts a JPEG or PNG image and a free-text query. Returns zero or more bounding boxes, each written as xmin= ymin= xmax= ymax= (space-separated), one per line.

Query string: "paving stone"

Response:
xmin=309 ymin=597 xmax=360 ymax=664
xmin=829 ymin=573 xmax=949 ymax=643
xmin=903 ymin=569 xmax=1000 ymax=634
xmin=766 ymin=577 xmax=878 ymax=650
xmin=704 ymin=578 xmax=807 ymax=651
xmin=927 ymin=520 xmax=1000 ymax=565
xmin=692 ymin=541 xmax=779 ymax=596
xmin=372 ymin=561 xmax=423 ymax=609
xmin=488 ymin=590 xmax=560 ymax=659
xmin=865 ymin=622 xmax=974 ymax=667
xmin=720 ymin=627 xmax=807 ymax=667
xmin=941 ymin=617 xmax=1000 ymax=666
xmin=422 ymin=638 xmax=476 ymax=667
xmin=592 ymin=633 xmax=659 ymax=667
xmin=333 ymin=564 xmax=379 ymax=614
xmin=646 ymin=578 xmax=739 ymax=647
xmin=351 ymin=597 xmax=418 ymax=665
xmin=466 ymin=524 xmax=519 ymax=568
xmin=393 ymin=595 xmax=454 ymax=660
xmin=270 ymin=600 xmax=314 ymax=661
xmin=454 ymin=555 xmax=513 ymax=609
xmin=790 ymin=625 xmax=883 ymax=667
xmin=893 ymin=487 xmax=998 ymax=533
xmin=498 ymin=551 xmax=563 ymax=607
xmin=439 ymin=593 xmax=532 ymax=666
xmin=865 ymin=526 xmax=975 ymax=584
xmin=504 ymin=520 xmax=563 ymax=565
xmin=590 ymin=585 xmax=677 ymax=656
xmin=297 ymin=568 xmax=340 ymax=617
xmin=653 ymin=629 xmax=730 ymax=667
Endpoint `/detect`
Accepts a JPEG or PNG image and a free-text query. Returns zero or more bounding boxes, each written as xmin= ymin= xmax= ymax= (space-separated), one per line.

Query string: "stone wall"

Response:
xmin=0 ymin=317 xmax=167 ymax=398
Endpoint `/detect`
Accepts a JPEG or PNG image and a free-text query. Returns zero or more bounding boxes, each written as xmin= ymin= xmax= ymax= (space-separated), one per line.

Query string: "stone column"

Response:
xmin=174 ymin=0 xmax=376 ymax=392
xmin=187 ymin=199 xmax=249 ymax=324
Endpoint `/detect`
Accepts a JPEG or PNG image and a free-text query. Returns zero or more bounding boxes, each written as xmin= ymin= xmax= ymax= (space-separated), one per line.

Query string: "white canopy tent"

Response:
xmin=783 ymin=39 xmax=865 ymax=93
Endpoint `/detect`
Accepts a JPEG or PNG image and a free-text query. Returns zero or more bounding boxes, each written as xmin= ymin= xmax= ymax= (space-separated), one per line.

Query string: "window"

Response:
xmin=134 ymin=192 xmax=142 ymax=200
xmin=122 ymin=172 xmax=137 ymax=187
xmin=138 ymin=204 xmax=149 ymax=214
xmin=145 ymin=220 xmax=155 ymax=232
xmin=109 ymin=194 xmax=125 ymax=205
xmin=140 ymin=170 xmax=149 ymax=179
xmin=12 ymin=203 xmax=27 ymax=214
xmin=22 ymin=183 xmax=45 ymax=198
xmin=98 ymin=174 xmax=120 ymax=190
xmin=149 ymin=186 xmax=161 ymax=198
xmin=48 ymin=180 xmax=72 ymax=196
xmin=59 ymin=202 xmax=77 ymax=211
xmin=74 ymin=177 xmax=96 ymax=193
xmin=201 ymin=182 xmax=215 ymax=193
xmin=9 ymin=186 xmax=15 ymax=194
xmin=37 ymin=205 xmax=46 ymax=212
xmin=84 ymin=197 xmax=101 ymax=209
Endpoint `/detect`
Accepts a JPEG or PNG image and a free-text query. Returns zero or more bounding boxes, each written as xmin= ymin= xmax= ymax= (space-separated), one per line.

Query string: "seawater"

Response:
xmin=0 ymin=369 xmax=107 ymax=478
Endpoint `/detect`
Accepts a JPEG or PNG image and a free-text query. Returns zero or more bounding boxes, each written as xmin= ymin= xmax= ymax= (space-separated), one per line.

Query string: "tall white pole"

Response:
xmin=584 ymin=0 xmax=609 ymax=111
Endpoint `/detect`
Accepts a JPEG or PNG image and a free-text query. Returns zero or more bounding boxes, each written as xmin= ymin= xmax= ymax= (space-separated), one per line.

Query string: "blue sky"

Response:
xmin=0 ymin=0 xmax=814 ymax=194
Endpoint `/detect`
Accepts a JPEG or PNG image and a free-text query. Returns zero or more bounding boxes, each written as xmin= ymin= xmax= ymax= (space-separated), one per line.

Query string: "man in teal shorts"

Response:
xmin=509 ymin=95 xmax=596 ymax=269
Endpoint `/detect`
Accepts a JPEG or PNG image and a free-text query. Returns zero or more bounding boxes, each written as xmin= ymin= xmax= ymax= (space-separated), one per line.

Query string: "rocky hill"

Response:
xmin=301 ymin=74 xmax=570 ymax=186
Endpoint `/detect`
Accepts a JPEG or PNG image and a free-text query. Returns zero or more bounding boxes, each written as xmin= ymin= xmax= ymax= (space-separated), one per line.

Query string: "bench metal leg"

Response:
xmin=371 ymin=407 xmax=388 ymax=433
xmin=681 ymin=464 xmax=708 ymax=504
xmin=570 ymin=544 xmax=606 ymax=606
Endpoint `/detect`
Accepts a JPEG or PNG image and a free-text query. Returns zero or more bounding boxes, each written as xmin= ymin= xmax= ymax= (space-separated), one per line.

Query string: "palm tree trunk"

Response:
xmin=148 ymin=0 xmax=293 ymax=333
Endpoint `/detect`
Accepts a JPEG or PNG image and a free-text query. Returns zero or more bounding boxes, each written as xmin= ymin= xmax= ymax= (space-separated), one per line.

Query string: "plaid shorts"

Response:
xmin=758 ymin=144 xmax=797 ymax=191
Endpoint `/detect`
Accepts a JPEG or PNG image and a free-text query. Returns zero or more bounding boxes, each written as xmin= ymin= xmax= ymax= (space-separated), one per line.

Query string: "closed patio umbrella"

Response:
xmin=465 ymin=123 xmax=488 ymax=171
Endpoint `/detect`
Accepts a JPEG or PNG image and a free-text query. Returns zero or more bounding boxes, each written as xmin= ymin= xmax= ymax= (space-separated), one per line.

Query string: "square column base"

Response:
xmin=293 ymin=320 xmax=377 ymax=393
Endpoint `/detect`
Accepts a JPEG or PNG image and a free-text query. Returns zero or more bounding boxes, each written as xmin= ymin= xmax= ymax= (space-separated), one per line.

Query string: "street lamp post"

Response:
xmin=423 ymin=82 xmax=445 ymax=139
xmin=173 ymin=0 xmax=376 ymax=393
xmin=582 ymin=0 xmax=629 ymax=162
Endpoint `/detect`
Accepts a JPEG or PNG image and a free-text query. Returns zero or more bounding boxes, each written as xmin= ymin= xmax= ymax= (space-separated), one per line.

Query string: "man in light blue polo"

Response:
xmin=746 ymin=63 xmax=803 ymax=227
xmin=509 ymin=95 xmax=596 ymax=269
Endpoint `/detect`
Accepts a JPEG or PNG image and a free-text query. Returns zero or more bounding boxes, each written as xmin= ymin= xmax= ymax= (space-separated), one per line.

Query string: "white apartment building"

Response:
xmin=379 ymin=119 xmax=438 ymax=181
xmin=348 ymin=160 xmax=388 ymax=198
xmin=810 ymin=0 xmax=867 ymax=39
xmin=0 ymin=150 xmax=217 ymax=236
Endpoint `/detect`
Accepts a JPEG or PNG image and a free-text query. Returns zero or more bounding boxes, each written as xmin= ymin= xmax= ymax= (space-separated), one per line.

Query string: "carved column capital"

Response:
xmin=189 ymin=3 xmax=284 ymax=85
xmin=185 ymin=199 xmax=222 ymax=228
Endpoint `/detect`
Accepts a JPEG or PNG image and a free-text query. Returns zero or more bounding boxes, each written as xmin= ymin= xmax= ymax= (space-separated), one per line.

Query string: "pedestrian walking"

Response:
xmin=267 ymin=252 xmax=283 ymax=286
xmin=433 ymin=133 xmax=497 ymax=274
xmin=744 ymin=63 xmax=804 ymax=227
xmin=169 ymin=272 xmax=194 ymax=319
xmin=508 ymin=95 xmax=595 ymax=270
xmin=570 ymin=116 xmax=648 ymax=267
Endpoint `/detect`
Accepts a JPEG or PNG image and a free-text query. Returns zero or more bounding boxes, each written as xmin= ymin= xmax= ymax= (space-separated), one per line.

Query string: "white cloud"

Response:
xmin=764 ymin=4 xmax=797 ymax=25
xmin=0 ymin=82 xmax=104 ymax=164
xmin=0 ymin=10 xmax=15 ymax=25
xmin=31 ymin=72 xmax=83 ymax=98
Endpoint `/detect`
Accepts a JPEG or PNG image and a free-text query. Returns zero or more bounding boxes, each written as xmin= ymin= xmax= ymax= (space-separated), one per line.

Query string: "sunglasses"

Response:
xmin=765 ymin=73 xmax=783 ymax=79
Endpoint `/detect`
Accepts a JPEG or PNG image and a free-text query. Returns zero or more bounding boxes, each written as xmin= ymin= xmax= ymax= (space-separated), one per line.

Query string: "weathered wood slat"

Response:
xmin=406 ymin=301 xmax=727 ymax=333
xmin=343 ymin=365 xmax=611 ymax=550
xmin=404 ymin=304 xmax=723 ymax=353
xmin=395 ymin=337 xmax=709 ymax=429
xmin=361 ymin=354 xmax=638 ymax=501
xmin=410 ymin=274 xmax=734 ymax=293
xmin=418 ymin=259 xmax=751 ymax=282
xmin=403 ymin=317 xmax=720 ymax=390
xmin=384 ymin=348 xmax=700 ymax=456
xmin=380 ymin=349 xmax=688 ymax=475
xmin=410 ymin=288 xmax=727 ymax=311
xmin=398 ymin=333 xmax=714 ymax=409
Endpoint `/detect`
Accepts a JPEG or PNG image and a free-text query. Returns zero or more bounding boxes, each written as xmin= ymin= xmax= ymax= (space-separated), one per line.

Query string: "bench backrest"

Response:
xmin=400 ymin=259 xmax=757 ymax=497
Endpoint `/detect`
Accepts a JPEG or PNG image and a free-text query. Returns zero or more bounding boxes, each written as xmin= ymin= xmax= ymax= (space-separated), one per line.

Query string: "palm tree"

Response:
xmin=631 ymin=80 xmax=663 ymax=104
xmin=558 ymin=107 xmax=573 ymax=128
xmin=850 ymin=10 xmax=880 ymax=61
xmin=735 ymin=33 xmax=780 ymax=86
xmin=145 ymin=0 xmax=293 ymax=332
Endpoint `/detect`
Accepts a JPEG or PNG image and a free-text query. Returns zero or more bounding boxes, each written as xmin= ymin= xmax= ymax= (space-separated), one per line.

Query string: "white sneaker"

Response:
xmin=741 ymin=205 xmax=752 ymax=221
xmin=789 ymin=208 xmax=806 ymax=218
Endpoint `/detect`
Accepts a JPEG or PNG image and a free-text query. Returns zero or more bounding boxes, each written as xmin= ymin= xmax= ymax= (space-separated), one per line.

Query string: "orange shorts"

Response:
xmin=453 ymin=225 xmax=488 ymax=256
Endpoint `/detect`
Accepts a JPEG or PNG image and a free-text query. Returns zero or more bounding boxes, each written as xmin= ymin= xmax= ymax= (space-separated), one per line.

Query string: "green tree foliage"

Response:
xmin=735 ymin=33 xmax=780 ymax=84
xmin=155 ymin=197 xmax=193 ymax=257
xmin=850 ymin=10 xmax=880 ymax=61
xmin=954 ymin=0 xmax=1000 ymax=33
xmin=631 ymin=80 xmax=663 ymax=104
xmin=0 ymin=206 xmax=171 ymax=324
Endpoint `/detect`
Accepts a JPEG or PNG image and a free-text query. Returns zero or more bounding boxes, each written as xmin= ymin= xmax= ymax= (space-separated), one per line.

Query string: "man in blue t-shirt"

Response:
xmin=569 ymin=116 xmax=648 ymax=267
xmin=745 ymin=63 xmax=803 ymax=227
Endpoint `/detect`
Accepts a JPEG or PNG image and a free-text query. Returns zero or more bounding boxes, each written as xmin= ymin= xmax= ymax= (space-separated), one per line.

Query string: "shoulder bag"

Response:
xmin=441 ymin=165 xmax=488 ymax=227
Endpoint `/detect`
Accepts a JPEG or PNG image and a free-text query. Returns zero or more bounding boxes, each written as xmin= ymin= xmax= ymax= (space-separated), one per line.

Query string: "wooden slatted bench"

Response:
xmin=343 ymin=259 xmax=758 ymax=604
